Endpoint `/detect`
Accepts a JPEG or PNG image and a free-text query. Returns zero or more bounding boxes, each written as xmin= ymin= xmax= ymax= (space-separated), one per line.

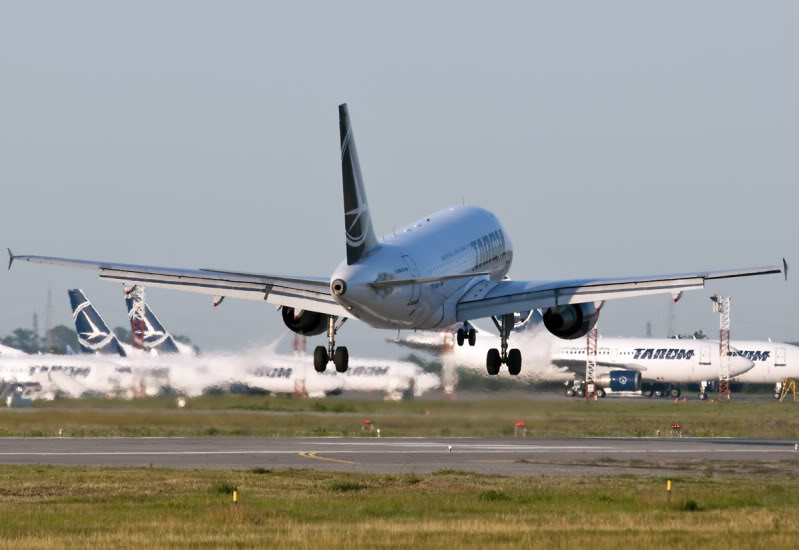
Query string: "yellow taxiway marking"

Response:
xmin=298 ymin=451 xmax=357 ymax=465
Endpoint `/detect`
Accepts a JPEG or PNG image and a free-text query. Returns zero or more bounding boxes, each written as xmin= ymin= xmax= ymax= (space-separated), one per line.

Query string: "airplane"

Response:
xmin=124 ymin=285 xmax=192 ymax=355
xmin=0 ymin=344 xmax=27 ymax=358
xmin=729 ymin=341 xmax=799 ymax=399
xmin=68 ymin=289 xmax=127 ymax=356
xmin=391 ymin=314 xmax=754 ymax=398
xmin=8 ymin=103 xmax=786 ymax=377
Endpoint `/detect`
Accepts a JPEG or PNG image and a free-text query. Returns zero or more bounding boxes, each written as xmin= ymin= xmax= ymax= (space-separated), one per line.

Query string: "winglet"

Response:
xmin=7 ymin=249 xmax=14 ymax=271
xmin=783 ymin=258 xmax=789 ymax=281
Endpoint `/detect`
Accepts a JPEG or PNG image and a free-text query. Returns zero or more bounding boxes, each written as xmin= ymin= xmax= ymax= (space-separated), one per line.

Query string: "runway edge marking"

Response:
xmin=298 ymin=451 xmax=357 ymax=465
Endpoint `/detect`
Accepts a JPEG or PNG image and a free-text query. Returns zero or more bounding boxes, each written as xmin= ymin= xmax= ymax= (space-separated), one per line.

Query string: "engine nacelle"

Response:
xmin=281 ymin=307 xmax=328 ymax=336
xmin=598 ymin=370 xmax=641 ymax=392
xmin=542 ymin=303 xmax=599 ymax=340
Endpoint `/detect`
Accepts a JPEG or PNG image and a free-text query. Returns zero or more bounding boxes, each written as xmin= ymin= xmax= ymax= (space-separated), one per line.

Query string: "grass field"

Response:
xmin=1 ymin=394 xmax=798 ymax=438
xmin=0 ymin=465 xmax=797 ymax=549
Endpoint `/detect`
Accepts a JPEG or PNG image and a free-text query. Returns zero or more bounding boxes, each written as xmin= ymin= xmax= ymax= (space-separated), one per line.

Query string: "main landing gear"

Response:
xmin=486 ymin=313 xmax=522 ymax=376
xmin=456 ymin=322 xmax=477 ymax=347
xmin=313 ymin=317 xmax=349 ymax=373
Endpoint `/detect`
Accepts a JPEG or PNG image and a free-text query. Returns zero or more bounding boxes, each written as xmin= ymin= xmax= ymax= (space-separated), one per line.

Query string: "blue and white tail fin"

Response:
xmin=67 ymin=289 xmax=127 ymax=356
xmin=124 ymin=285 xmax=180 ymax=354
xmin=339 ymin=103 xmax=379 ymax=264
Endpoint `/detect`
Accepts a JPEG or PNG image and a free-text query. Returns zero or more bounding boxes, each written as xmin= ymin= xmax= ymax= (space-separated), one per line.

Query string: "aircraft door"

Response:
xmin=611 ymin=349 xmax=618 ymax=363
xmin=700 ymin=346 xmax=711 ymax=365
xmin=776 ymin=347 xmax=786 ymax=367
xmin=401 ymin=255 xmax=421 ymax=306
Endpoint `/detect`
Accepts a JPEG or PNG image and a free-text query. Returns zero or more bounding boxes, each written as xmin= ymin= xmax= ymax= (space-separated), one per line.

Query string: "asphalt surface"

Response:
xmin=0 ymin=437 xmax=797 ymax=475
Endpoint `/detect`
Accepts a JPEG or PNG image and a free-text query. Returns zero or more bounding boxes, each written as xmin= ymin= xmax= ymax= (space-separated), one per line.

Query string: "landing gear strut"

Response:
xmin=456 ymin=322 xmax=477 ymax=347
xmin=486 ymin=313 xmax=522 ymax=376
xmin=313 ymin=317 xmax=349 ymax=373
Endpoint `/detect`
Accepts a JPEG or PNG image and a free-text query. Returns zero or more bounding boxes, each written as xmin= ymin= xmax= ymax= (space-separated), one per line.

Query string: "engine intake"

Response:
xmin=281 ymin=307 xmax=328 ymax=336
xmin=598 ymin=370 xmax=641 ymax=392
xmin=542 ymin=303 xmax=599 ymax=340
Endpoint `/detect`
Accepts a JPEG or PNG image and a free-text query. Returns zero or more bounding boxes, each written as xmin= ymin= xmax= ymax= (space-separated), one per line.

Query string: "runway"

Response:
xmin=0 ymin=437 xmax=797 ymax=476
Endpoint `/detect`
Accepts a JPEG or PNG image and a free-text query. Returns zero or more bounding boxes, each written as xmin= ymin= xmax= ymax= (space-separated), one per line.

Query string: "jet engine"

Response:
xmin=598 ymin=371 xmax=641 ymax=392
xmin=542 ymin=303 xmax=599 ymax=340
xmin=281 ymin=307 xmax=328 ymax=336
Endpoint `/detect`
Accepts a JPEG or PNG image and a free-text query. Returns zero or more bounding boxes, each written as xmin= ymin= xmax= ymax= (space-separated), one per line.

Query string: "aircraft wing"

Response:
xmin=457 ymin=263 xmax=785 ymax=322
xmin=9 ymin=253 xmax=351 ymax=318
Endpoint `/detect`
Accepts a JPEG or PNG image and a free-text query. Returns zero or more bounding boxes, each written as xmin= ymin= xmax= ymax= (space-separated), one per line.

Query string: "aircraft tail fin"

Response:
xmin=124 ymin=285 xmax=180 ymax=354
xmin=67 ymin=289 xmax=127 ymax=356
xmin=339 ymin=103 xmax=379 ymax=264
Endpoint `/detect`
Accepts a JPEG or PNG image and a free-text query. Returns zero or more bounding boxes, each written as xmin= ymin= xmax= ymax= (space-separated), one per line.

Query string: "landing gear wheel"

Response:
xmin=774 ymin=392 xmax=781 ymax=400
xmin=507 ymin=348 xmax=522 ymax=376
xmin=698 ymin=392 xmax=708 ymax=401
xmin=654 ymin=389 xmax=664 ymax=398
xmin=668 ymin=387 xmax=680 ymax=398
xmin=456 ymin=329 xmax=465 ymax=347
xmin=467 ymin=328 xmax=477 ymax=347
xmin=577 ymin=388 xmax=586 ymax=398
xmin=597 ymin=388 xmax=606 ymax=398
xmin=486 ymin=348 xmax=501 ymax=376
xmin=313 ymin=346 xmax=329 ymax=373
xmin=334 ymin=346 xmax=349 ymax=373
xmin=566 ymin=388 xmax=575 ymax=397
xmin=643 ymin=389 xmax=654 ymax=398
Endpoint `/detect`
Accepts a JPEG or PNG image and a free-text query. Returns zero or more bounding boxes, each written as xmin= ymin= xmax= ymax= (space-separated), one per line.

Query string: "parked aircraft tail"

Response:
xmin=67 ymin=289 xmax=127 ymax=356
xmin=124 ymin=285 xmax=180 ymax=354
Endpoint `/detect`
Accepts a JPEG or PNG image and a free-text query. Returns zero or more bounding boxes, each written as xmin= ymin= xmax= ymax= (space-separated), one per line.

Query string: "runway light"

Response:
xmin=447 ymin=445 xmax=452 ymax=453
xmin=233 ymin=489 xmax=238 ymax=504
xmin=376 ymin=428 xmax=381 ymax=438
xmin=667 ymin=480 xmax=672 ymax=499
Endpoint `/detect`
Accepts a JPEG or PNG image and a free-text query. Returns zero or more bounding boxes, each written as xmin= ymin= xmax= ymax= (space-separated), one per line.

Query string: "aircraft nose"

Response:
xmin=729 ymin=353 xmax=754 ymax=375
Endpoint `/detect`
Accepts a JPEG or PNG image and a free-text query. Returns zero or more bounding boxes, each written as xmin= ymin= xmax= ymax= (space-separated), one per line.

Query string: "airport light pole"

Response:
xmin=585 ymin=327 xmax=598 ymax=401
xmin=711 ymin=294 xmax=731 ymax=401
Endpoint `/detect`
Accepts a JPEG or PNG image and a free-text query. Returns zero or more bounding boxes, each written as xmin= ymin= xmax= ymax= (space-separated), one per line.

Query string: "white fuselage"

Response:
xmin=0 ymin=349 xmax=439 ymax=400
xmin=332 ymin=205 xmax=512 ymax=329
xmin=729 ymin=341 xmax=799 ymax=384
xmin=397 ymin=329 xmax=754 ymax=384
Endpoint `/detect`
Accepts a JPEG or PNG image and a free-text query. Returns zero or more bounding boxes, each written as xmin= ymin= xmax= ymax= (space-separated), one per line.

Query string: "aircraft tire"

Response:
xmin=566 ymin=389 xmax=575 ymax=397
xmin=698 ymin=392 xmax=707 ymax=400
xmin=669 ymin=388 xmax=680 ymax=398
xmin=334 ymin=347 xmax=349 ymax=373
xmin=774 ymin=392 xmax=781 ymax=400
xmin=597 ymin=388 xmax=606 ymax=398
xmin=577 ymin=388 xmax=586 ymax=398
xmin=313 ymin=346 xmax=328 ymax=373
xmin=507 ymin=349 xmax=522 ymax=376
xmin=486 ymin=349 xmax=501 ymax=376
xmin=468 ymin=329 xmax=476 ymax=346
xmin=456 ymin=329 xmax=465 ymax=347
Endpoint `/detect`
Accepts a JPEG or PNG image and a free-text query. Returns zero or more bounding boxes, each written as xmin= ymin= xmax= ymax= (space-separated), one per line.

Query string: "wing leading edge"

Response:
xmin=10 ymin=254 xmax=351 ymax=319
xmin=457 ymin=263 xmax=785 ymax=322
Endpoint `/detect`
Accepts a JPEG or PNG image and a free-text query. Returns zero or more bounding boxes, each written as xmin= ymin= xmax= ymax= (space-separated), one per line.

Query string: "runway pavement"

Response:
xmin=1 ymin=436 xmax=797 ymax=476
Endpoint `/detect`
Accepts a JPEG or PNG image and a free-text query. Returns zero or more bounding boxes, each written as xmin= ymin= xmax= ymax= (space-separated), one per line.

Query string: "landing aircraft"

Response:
xmin=8 ymin=104 xmax=786 ymax=376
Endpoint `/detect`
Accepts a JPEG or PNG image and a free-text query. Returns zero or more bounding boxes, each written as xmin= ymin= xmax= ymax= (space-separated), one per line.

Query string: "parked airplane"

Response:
xmin=730 ymin=341 xmax=799 ymax=399
xmin=68 ymin=289 xmax=127 ymax=356
xmin=392 ymin=316 xmax=754 ymax=398
xmin=124 ymin=285 xmax=192 ymax=355
xmin=8 ymin=104 xmax=785 ymax=377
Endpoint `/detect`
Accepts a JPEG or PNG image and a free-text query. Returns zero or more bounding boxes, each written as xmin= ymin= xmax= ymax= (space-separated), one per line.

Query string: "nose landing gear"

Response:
xmin=313 ymin=316 xmax=349 ymax=373
xmin=485 ymin=314 xmax=522 ymax=376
